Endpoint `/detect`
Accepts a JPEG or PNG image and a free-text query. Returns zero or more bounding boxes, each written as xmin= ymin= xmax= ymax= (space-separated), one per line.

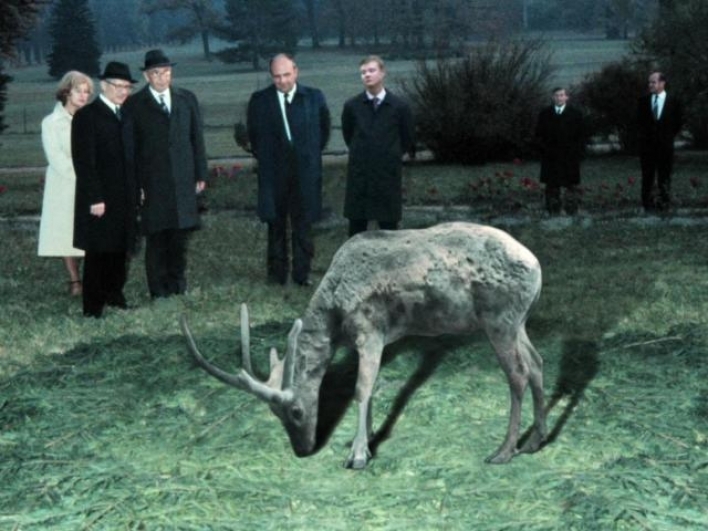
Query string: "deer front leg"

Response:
xmin=345 ymin=338 xmax=383 ymax=469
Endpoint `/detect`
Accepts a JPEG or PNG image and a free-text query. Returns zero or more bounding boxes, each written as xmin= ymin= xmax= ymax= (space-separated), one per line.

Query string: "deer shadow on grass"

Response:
xmin=519 ymin=337 xmax=601 ymax=451
xmin=314 ymin=335 xmax=467 ymax=456
xmin=315 ymin=334 xmax=601 ymax=459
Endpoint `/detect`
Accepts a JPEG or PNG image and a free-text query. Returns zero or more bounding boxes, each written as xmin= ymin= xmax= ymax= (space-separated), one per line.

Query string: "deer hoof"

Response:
xmin=485 ymin=448 xmax=515 ymax=465
xmin=345 ymin=448 xmax=372 ymax=470
xmin=518 ymin=429 xmax=546 ymax=455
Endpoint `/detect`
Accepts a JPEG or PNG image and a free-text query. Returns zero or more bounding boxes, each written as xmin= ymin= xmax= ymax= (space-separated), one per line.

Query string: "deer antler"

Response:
xmin=180 ymin=312 xmax=292 ymax=404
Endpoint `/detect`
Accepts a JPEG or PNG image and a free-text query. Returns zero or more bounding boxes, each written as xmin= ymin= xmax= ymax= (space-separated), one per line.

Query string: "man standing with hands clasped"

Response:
xmin=341 ymin=55 xmax=415 ymax=237
xmin=72 ymin=62 xmax=139 ymax=318
xmin=535 ymin=86 xmax=585 ymax=215
xmin=636 ymin=71 xmax=682 ymax=213
xmin=124 ymin=49 xmax=208 ymax=299
xmin=247 ymin=54 xmax=331 ymax=287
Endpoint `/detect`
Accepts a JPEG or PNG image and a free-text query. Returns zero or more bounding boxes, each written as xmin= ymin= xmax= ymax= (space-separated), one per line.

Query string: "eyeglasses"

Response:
xmin=104 ymin=80 xmax=133 ymax=91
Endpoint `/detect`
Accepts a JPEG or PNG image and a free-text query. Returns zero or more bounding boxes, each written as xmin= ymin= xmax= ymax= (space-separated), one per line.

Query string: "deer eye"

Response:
xmin=291 ymin=406 xmax=304 ymax=421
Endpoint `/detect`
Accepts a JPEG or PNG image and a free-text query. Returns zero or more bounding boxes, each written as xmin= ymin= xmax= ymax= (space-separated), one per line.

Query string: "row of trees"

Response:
xmin=4 ymin=0 xmax=708 ymax=157
xmin=13 ymin=0 xmax=662 ymax=69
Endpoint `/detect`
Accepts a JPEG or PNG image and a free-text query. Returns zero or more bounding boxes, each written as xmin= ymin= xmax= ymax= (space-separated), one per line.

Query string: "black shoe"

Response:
xmin=294 ymin=279 xmax=313 ymax=287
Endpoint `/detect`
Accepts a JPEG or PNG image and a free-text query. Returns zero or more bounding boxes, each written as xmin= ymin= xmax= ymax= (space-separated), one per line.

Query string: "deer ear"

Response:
xmin=283 ymin=319 xmax=302 ymax=390
xmin=266 ymin=347 xmax=285 ymax=390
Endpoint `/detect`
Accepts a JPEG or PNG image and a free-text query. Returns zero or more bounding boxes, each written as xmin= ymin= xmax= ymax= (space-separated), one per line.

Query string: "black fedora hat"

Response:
xmin=99 ymin=61 xmax=137 ymax=83
xmin=141 ymin=49 xmax=176 ymax=71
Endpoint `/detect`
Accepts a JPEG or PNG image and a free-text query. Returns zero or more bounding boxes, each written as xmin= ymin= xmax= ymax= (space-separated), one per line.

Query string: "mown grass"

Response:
xmin=1 ymin=181 xmax=708 ymax=529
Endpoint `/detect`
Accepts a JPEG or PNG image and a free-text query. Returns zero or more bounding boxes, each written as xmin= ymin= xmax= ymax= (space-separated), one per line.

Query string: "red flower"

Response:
xmin=227 ymin=164 xmax=242 ymax=179
xmin=0 ymin=185 xmax=6 ymax=195
xmin=520 ymin=177 xmax=540 ymax=191
xmin=512 ymin=158 xmax=523 ymax=165
xmin=627 ymin=176 xmax=637 ymax=186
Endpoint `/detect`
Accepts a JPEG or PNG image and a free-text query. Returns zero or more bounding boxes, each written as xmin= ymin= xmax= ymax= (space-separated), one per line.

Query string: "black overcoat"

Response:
xmin=247 ymin=84 xmax=330 ymax=224
xmin=535 ymin=104 xmax=584 ymax=187
xmin=72 ymin=98 xmax=137 ymax=253
xmin=124 ymin=85 xmax=208 ymax=234
xmin=341 ymin=91 xmax=415 ymax=223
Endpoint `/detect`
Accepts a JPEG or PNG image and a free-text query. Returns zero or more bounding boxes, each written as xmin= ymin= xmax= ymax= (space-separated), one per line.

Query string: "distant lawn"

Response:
xmin=1 ymin=37 xmax=630 ymax=167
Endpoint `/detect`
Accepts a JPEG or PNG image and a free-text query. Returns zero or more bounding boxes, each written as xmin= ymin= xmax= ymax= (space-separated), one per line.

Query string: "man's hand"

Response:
xmin=90 ymin=202 xmax=106 ymax=217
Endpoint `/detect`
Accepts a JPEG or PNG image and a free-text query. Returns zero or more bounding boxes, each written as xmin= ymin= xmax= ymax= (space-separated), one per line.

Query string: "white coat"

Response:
xmin=38 ymin=102 xmax=84 ymax=257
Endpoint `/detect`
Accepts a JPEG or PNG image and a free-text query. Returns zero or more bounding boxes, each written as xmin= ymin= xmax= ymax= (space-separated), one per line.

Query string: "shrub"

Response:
xmin=574 ymin=60 xmax=647 ymax=154
xmin=402 ymin=39 xmax=554 ymax=164
xmin=634 ymin=0 xmax=708 ymax=148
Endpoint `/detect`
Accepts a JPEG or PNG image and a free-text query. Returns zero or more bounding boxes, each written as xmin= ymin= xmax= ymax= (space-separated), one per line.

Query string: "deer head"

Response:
xmin=180 ymin=304 xmax=320 ymax=457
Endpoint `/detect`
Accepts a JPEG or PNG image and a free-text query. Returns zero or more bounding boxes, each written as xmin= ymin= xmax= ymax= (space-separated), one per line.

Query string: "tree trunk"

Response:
xmin=201 ymin=30 xmax=211 ymax=61
xmin=303 ymin=0 xmax=320 ymax=48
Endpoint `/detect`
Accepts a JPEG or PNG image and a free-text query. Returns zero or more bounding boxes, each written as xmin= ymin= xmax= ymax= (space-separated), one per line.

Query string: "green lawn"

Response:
xmin=1 ymin=207 xmax=707 ymax=529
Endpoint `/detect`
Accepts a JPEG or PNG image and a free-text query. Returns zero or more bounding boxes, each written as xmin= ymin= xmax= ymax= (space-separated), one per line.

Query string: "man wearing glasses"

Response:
xmin=124 ymin=49 xmax=208 ymax=299
xmin=72 ymin=61 xmax=140 ymax=317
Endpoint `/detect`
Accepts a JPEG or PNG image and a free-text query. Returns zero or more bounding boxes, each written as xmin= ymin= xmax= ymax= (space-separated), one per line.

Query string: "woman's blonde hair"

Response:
xmin=55 ymin=71 xmax=94 ymax=104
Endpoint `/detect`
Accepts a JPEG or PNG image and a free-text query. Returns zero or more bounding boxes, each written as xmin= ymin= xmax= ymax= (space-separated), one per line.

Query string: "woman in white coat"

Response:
xmin=38 ymin=71 xmax=93 ymax=296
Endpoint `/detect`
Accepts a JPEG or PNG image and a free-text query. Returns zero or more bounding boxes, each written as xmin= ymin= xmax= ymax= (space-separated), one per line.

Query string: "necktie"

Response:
xmin=283 ymin=92 xmax=293 ymax=141
xmin=159 ymin=94 xmax=169 ymax=115
xmin=556 ymin=106 xmax=561 ymax=115
xmin=372 ymin=97 xmax=380 ymax=111
xmin=652 ymin=95 xmax=659 ymax=120
xmin=115 ymin=105 xmax=122 ymax=121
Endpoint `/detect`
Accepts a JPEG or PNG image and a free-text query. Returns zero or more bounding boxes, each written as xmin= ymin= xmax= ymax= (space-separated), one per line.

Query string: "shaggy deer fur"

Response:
xmin=181 ymin=222 xmax=546 ymax=468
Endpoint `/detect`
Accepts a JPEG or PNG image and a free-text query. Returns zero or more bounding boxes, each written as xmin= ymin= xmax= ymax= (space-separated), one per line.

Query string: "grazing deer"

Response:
xmin=181 ymin=222 xmax=546 ymax=469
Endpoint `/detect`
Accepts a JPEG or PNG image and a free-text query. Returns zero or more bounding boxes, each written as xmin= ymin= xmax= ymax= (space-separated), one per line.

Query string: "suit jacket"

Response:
xmin=72 ymin=97 xmax=138 ymax=253
xmin=341 ymin=90 xmax=415 ymax=222
xmin=535 ymin=104 xmax=584 ymax=186
xmin=247 ymin=84 xmax=330 ymax=223
xmin=124 ymin=85 xmax=208 ymax=234
xmin=636 ymin=92 xmax=682 ymax=157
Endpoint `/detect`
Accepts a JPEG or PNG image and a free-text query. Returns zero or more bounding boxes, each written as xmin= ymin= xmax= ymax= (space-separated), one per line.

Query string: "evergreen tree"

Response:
xmin=47 ymin=0 xmax=101 ymax=79
xmin=1 ymin=0 xmax=50 ymax=134
xmin=216 ymin=0 xmax=299 ymax=70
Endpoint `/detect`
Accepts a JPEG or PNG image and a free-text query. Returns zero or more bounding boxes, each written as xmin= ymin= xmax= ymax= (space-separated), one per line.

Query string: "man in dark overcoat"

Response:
xmin=72 ymin=62 xmax=139 ymax=318
xmin=535 ymin=86 xmax=585 ymax=215
xmin=247 ymin=53 xmax=330 ymax=286
xmin=636 ymin=71 xmax=682 ymax=212
xmin=123 ymin=49 xmax=208 ymax=298
xmin=341 ymin=55 xmax=415 ymax=237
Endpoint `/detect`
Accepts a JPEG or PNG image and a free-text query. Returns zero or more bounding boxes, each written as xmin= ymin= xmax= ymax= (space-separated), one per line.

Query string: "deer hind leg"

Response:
xmin=484 ymin=325 xmax=540 ymax=464
xmin=516 ymin=325 xmax=547 ymax=455
xmin=345 ymin=336 xmax=383 ymax=470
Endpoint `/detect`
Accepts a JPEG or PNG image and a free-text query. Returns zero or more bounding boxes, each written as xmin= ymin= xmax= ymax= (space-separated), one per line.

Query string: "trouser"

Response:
xmin=348 ymin=219 xmax=398 ymax=238
xmin=544 ymin=185 xmax=579 ymax=215
xmin=145 ymin=228 xmax=188 ymax=298
xmin=640 ymin=151 xmax=673 ymax=210
xmin=82 ymin=251 xmax=128 ymax=317
xmin=266 ymin=149 xmax=313 ymax=284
